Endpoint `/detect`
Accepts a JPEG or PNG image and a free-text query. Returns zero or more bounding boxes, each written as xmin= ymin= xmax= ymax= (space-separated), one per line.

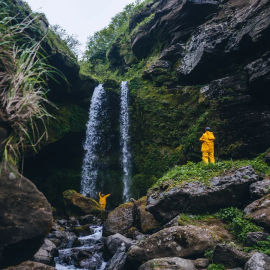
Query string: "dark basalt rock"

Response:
xmin=212 ymin=244 xmax=251 ymax=268
xmin=131 ymin=0 xmax=219 ymax=59
xmin=147 ymin=166 xmax=259 ymax=223
xmin=177 ymin=0 xmax=270 ymax=83
xmin=0 ymin=168 xmax=53 ymax=268
xmin=244 ymin=194 xmax=270 ymax=229
xmin=245 ymin=232 xmax=270 ymax=247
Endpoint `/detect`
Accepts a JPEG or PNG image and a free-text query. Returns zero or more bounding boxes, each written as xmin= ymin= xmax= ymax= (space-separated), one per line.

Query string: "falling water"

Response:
xmin=81 ymin=84 xmax=106 ymax=198
xmin=120 ymin=81 xmax=132 ymax=201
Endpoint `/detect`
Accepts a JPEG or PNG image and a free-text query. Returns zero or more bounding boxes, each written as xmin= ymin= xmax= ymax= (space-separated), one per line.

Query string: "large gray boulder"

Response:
xmin=106 ymin=233 xmax=134 ymax=255
xmin=0 ymin=168 xmax=53 ymax=268
xmin=244 ymin=194 xmax=270 ymax=229
xmin=138 ymin=257 xmax=196 ymax=270
xmin=249 ymin=179 xmax=270 ymax=199
xmin=244 ymin=253 xmax=270 ymax=270
xmin=106 ymin=245 xmax=127 ymax=270
xmin=104 ymin=202 xmax=134 ymax=236
xmin=33 ymin=239 xmax=57 ymax=265
xmin=127 ymin=225 xmax=231 ymax=263
xmin=147 ymin=166 xmax=259 ymax=223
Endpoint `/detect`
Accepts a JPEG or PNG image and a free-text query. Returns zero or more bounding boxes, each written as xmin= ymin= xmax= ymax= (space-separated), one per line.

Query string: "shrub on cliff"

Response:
xmin=0 ymin=1 xmax=56 ymax=166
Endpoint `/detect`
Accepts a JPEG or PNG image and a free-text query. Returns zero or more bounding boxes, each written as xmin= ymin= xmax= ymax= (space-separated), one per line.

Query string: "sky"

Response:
xmin=24 ymin=0 xmax=135 ymax=53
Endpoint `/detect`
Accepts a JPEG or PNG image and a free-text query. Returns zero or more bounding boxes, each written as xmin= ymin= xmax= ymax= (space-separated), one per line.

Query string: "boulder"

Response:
xmin=33 ymin=239 xmax=57 ymax=265
xmin=104 ymin=202 xmax=134 ymax=236
xmin=212 ymin=244 xmax=250 ymax=268
xmin=106 ymin=233 xmax=134 ymax=255
xmin=3 ymin=260 xmax=55 ymax=269
xmin=244 ymin=253 xmax=270 ymax=270
xmin=136 ymin=197 xmax=160 ymax=233
xmin=127 ymin=225 xmax=231 ymax=263
xmin=244 ymin=194 xmax=270 ymax=229
xmin=245 ymin=232 xmax=270 ymax=246
xmin=138 ymin=257 xmax=196 ymax=270
xmin=147 ymin=166 xmax=259 ymax=223
xmin=249 ymin=179 xmax=270 ymax=199
xmin=106 ymin=245 xmax=127 ymax=270
xmin=62 ymin=190 xmax=105 ymax=218
xmin=0 ymin=168 xmax=53 ymax=268
xmin=194 ymin=258 xmax=209 ymax=269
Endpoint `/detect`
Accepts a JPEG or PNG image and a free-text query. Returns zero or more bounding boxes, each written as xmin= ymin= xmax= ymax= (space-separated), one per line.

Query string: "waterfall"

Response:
xmin=120 ymin=81 xmax=132 ymax=201
xmin=81 ymin=84 xmax=106 ymax=198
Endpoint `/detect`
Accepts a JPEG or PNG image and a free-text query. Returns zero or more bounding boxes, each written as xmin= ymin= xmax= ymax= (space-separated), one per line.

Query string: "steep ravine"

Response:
xmin=1 ymin=0 xmax=270 ymax=269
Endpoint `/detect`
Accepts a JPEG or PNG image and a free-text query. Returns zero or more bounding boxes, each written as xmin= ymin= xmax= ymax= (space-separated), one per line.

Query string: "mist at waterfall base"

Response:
xmin=80 ymin=82 xmax=131 ymax=204
xmin=120 ymin=81 xmax=132 ymax=202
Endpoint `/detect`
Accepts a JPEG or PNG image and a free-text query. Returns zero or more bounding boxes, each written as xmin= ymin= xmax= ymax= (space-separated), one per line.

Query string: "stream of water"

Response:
xmin=81 ymin=84 xmax=107 ymax=198
xmin=120 ymin=81 xmax=132 ymax=202
xmin=55 ymin=225 xmax=106 ymax=270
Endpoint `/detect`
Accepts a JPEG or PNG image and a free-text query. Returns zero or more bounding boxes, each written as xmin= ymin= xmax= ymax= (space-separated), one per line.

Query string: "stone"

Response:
xmin=104 ymin=202 xmax=134 ymax=236
xmin=106 ymin=233 xmax=134 ymax=255
xmin=244 ymin=194 xmax=270 ymax=229
xmin=249 ymin=179 xmax=270 ymax=199
xmin=138 ymin=257 xmax=196 ymax=270
xmin=3 ymin=260 xmax=55 ymax=269
xmin=212 ymin=244 xmax=250 ymax=268
xmin=62 ymin=190 xmax=105 ymax=218
xmin=127 ymin=225 xmax=231 ymax=263
xmin=0 ymin=168 xmax=53 ymax=268
xmin=244 ymin=252 xmax=270 ymax=270
xmin=33 ymin=239 xmax=57 ymax=265
xmin=106 ymin=246 xmax=127 ymax=270
xmin=147 ymin=166 xmax=259 ymax=223
xmin=194 ymin=258 xmax=209 ymax=269
xmin=246 ymin=232 xmax=270 ymax=246
xmin=136 ymin=197 xmax=160 ymax=233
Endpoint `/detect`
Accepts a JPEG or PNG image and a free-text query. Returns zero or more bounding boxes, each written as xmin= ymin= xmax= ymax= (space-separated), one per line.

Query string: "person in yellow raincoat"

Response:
xmin=199 ymin=127 xmax=215 ymax=164
xmin=99 ymin=192 xmax=111 ymax=209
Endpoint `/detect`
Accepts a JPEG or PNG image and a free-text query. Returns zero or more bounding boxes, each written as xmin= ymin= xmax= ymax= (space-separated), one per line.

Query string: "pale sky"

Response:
xmin=24 ymin=0 xmax=135 ymax=53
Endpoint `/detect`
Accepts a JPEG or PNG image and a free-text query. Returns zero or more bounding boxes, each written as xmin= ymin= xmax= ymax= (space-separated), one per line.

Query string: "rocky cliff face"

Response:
xmin=103 ymin=0 xmax=270 ymax=197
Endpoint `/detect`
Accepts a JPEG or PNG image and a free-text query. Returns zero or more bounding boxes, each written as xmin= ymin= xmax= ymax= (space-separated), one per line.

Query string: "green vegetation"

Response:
xmin=0 ymin=1 xmax=56 ymax=166
xmin=217 ymin=207 xmax=262 ymax=243
xmin=207 ymin=264 xmax=225 ymax=270
xmin=153 ymin=156 xmax=270 ymax=189
xmin=243 ymin=236 xmax=270 ymax=256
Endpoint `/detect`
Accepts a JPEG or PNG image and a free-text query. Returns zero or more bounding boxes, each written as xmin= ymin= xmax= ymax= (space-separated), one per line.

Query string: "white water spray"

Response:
xmin=120 ymin=81 xmax=132 ymax=201
xmin=81 ymin=84 xmax=106 ymax=197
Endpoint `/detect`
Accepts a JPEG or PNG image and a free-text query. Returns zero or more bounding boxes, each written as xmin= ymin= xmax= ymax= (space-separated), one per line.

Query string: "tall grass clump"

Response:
xmin=0 ymin=1 xmax=56 ymax=167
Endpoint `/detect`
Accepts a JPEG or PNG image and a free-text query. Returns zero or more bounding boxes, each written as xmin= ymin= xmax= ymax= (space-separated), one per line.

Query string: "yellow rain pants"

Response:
xmin=199 ymin=131 xmax=215 ymax=164
xmin=99 ymin=192 xmax=111 ymax=209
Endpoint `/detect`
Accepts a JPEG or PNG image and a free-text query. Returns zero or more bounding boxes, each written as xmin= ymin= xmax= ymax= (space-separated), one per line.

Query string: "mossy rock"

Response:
xmin=63 ymin=189 xmax=105 ymax=219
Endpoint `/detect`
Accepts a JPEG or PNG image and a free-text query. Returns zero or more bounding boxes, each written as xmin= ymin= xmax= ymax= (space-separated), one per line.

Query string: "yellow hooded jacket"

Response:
xmin=200 ymin=131 xmax=215 ymax=152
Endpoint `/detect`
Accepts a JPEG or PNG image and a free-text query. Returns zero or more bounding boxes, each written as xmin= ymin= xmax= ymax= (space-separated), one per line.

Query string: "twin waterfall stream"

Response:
xmin=81 ymin=81 xmax=132 ymax=200
xmin=56 ymin=82 xmax=131 ymax=269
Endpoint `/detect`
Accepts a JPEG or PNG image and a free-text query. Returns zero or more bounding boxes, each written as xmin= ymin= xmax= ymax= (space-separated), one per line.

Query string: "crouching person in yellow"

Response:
xmin=99 ymin=192 xmax=110 ymax=209
xmin=200 ymin=127 xmax=215 ymax=164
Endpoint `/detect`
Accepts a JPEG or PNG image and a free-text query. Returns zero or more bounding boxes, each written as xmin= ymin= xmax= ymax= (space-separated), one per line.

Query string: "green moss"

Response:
xmin=243 ymin=236 xmax=270 ymax=256
xmin=152 ymin=156 xmax=270 ymax=190
xmin=47 ymin=104 xmax=88 ymax=143
xmin=46 ymin=29 xmax=77 ymax=61
xmin=130 ymin=13 xmax=155 ymax=37
xmin=177 ymin=213 xmax=217 ymax=226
